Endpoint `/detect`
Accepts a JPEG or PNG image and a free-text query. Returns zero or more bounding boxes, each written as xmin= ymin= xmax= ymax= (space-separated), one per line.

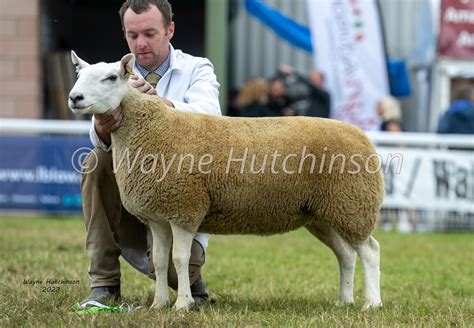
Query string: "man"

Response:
xmin=437 ymin=87 xmax=474 ymax=134
xmin=268 ymin=77 xmax=292 ymax=116
xmin=80 ymin=0 xmax=220 ymax=307
xmin=277 ymin=65 xmax=330 ymax=118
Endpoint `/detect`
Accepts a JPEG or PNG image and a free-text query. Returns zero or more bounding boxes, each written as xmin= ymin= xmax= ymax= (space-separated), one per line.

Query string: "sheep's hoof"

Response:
xmin=174 ymin=298 xmax=195 ymax=312
xmin=361 ymin=301 xmax=383 ymax=311
xmin=336 ymin=300 xmax=354 ymax=307
xmin=150 ymin=299 xmax=170 ymax=310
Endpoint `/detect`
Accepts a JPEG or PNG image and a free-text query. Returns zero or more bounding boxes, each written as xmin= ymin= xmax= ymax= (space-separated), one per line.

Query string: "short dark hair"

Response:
xmin=119 ymin=0 xmax=174 ymax=29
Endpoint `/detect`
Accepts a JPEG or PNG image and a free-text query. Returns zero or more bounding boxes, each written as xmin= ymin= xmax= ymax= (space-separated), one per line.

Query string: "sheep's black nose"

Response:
xmin=69 ymin=93 xmax=84 ymax=104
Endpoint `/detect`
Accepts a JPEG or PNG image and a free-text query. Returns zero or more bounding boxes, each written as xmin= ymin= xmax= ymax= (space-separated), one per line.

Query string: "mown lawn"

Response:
xmin=0 ymin=216 xmax=472 ymax=327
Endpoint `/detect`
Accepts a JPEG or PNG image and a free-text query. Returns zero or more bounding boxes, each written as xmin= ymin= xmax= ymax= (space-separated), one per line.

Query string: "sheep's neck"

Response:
xmin=110 ymin=89 xmax=170 ymax=156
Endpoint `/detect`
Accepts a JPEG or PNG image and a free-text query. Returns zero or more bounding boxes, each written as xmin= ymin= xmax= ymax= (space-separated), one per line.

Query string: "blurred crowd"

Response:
xmin=228 ymin=65 xmax=331 ymax=119
xmin=229 ymin=66 xmax=474 ymax=135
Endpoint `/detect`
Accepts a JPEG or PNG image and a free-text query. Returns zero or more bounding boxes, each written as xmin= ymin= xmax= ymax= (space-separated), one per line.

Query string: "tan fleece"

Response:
xmin=112 ymin=88 xmax=384 ymax=245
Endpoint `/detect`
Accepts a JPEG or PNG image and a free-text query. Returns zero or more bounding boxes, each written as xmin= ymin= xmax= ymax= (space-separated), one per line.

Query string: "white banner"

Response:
xmin=379 ymin=148 xmax=474 ymax=212
xmin=306 ymin=0 xmax=389 ymax=130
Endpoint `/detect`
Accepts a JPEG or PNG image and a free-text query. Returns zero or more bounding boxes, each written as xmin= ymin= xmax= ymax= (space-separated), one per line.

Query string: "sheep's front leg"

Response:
xmin=148 ymin=220 xmax=172 ymax=310
xmin=170 ymin=223 xmax=195 ymax=311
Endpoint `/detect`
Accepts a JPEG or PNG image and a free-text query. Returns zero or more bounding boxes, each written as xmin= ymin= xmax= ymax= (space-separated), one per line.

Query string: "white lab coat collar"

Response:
xmin=133 ymin=44 xmax=181 ymax=79
xmin=168 ymin=44 xmax=183 ymax=73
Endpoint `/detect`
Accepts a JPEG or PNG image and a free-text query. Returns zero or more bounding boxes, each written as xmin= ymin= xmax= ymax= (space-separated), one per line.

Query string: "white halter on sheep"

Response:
xmin=69 ymin=51 xmax=384 ymax=312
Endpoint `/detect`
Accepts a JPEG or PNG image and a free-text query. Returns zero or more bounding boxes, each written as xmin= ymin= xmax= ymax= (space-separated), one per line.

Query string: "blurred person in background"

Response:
xmin=226 ymin=88 xmax=241 ymax=117
xmin=437 ymin=87 xmax=474 ymax=134
xmin=237 ymin=78 xmax=277 ymax=117
xmin=277 ymin=65 xmax=331 ymax=118
xmin=376 ymin=96 xmax=403 ymax=132
xmin=376 ymin=96 xmax=418 ymax=231
xmin=268 ymin=76 xmax=294 ymax=116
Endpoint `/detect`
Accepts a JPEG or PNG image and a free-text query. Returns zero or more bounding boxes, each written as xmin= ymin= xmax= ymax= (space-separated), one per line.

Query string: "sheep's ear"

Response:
xmin=71 ymin=50 xmax=90 ymax=73
xmin=120 ymin=53 xmax=136 ymax=79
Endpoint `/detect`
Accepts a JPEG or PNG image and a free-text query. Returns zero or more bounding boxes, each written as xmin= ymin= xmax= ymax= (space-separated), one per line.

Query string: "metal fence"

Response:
xmin=368 ymin=131 xmax=474 ymax=233
xmin=1 ymin=119 xmax=473 ymax=232
xmin=380 ymin=208 xmax=474 ymax=233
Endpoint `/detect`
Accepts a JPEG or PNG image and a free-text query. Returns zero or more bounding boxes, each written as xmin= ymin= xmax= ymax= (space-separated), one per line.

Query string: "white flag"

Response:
xmin=306 ymin=0 xmax=390 ymax=130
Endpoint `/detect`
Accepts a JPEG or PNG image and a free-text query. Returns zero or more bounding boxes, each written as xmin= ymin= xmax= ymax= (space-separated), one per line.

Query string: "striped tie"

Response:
xmin=145 ymin=72 xmax=161 ymax=88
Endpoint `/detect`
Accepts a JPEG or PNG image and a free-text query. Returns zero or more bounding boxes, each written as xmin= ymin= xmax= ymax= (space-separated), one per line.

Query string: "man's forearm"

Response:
xmin=95 ymin=122 xmax=112 ymax=147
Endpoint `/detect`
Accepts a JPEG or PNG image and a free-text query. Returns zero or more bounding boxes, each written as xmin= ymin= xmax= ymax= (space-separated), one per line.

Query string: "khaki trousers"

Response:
xmin=81 ymin=147 xmax=205 ymax=289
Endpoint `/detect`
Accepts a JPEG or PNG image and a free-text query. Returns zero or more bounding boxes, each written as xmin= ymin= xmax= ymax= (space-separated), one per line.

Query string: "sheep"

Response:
xmin=69 ymin=51 xmax=384 ymax=312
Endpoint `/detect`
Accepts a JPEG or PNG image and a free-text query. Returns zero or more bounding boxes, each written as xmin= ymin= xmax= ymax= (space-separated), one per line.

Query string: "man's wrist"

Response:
xmin=159 ymin=97 xmax=174 ymax=108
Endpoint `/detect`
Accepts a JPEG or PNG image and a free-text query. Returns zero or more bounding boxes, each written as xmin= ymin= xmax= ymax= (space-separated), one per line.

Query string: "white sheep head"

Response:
xmin=68 ymin=51 xmax=135 ymax=115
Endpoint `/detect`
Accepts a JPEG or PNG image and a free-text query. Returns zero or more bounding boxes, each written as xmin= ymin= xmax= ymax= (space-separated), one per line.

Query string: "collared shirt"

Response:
xmin=135 ymin=49 xmax=171 ymax=79
xmin=90 ymin=43 xmax=221 ymax=151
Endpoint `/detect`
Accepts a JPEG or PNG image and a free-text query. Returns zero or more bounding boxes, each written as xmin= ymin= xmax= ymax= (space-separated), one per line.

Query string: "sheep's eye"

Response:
xmin=104 ymin=75 xmax=118 ymax=82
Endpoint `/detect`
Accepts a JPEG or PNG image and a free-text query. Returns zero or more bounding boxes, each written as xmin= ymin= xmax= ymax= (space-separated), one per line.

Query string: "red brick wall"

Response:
xmin=0 ymin=0 xmax=41 ymax=118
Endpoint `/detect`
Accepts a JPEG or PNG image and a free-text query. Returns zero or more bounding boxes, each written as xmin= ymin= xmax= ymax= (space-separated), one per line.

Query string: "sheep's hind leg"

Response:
xmin=353 ymin=236 xmax=382 ymax=311
xmin=148 ymin=220 xmax=172 ymax=310
xmin=170 ymin=222 xmax=195 ymax=311
xmin=305 ymin=223 xmax=356 ymax=306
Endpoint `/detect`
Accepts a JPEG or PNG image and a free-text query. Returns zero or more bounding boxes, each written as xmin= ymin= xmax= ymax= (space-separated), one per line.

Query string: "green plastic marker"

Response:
xmin=73 ymin=301 xmax=124 ymax=315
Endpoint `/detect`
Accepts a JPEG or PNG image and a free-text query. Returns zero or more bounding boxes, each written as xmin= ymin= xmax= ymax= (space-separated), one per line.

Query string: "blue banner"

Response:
xmin=244 ymin=0 xmax=313 ymax=52
xmin=0 ymin=136 xmax=92 ymax=213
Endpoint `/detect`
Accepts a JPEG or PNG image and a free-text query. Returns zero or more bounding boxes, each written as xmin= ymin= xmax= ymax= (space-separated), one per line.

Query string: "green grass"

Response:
xmin=0 ymin=216 xmax=472 ymax=327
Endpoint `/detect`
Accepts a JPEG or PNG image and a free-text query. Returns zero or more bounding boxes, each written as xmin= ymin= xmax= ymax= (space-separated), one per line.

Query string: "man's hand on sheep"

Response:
xmin=131 ymin=75 xmax=157 ymax=96
xmin=94 ymin=107 xmax=122 ymax=146
xmin=130 ymin=75 xmax=175 ymax=108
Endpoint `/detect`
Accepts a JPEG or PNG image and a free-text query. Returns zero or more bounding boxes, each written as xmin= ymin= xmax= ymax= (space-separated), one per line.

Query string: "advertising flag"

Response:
xmin=306 ymin=0 xmax=390 ymax=130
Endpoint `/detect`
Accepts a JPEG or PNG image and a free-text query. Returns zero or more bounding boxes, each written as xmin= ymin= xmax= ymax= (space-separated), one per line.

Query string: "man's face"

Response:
xmin=308 ymin=71 xmax=324 ymax=87
xmin=270 ymin=79 xmax=286 ymax=98
xmin=123 ymin=5 xmax=174 ymax=71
